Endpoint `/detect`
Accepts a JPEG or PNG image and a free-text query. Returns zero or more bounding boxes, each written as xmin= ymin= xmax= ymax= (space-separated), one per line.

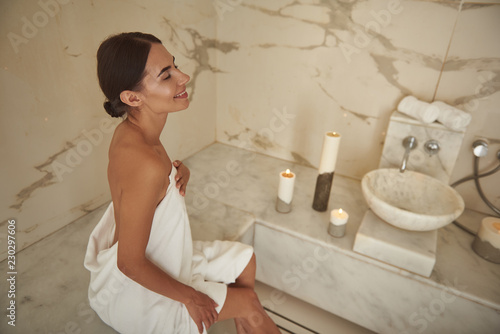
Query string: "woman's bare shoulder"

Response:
xmin=108 ymin=122 xmax=167 ymax=191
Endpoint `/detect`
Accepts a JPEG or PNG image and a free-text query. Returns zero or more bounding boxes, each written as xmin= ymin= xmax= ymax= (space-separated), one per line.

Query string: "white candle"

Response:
xmin=330 ymin=208 xmax=349 ymax=226
xmin=318 ymin=132 xmax=341 ymax=174
xmin=478 ymin=217 xmax=500 ymax=250
xmin=278 ymin=169 xmax=295 ymax=204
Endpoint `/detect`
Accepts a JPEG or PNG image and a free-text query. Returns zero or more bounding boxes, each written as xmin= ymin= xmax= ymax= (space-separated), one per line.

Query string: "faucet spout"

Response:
xmin=400 ymin=136 xmax=417 ymax=172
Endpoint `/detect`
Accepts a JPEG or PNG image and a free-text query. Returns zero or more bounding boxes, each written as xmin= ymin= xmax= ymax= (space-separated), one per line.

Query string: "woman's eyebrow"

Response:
xmin=156 ymin=56 xmax=176 ymax=77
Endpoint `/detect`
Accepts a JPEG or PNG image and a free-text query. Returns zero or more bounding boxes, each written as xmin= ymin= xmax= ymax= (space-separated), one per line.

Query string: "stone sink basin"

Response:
xmin=361 ymin=168 xmax=465 ymax=231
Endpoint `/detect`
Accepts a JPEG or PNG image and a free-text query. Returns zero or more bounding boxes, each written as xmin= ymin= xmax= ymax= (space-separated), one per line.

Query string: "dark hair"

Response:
xmin=97 ymin=32 xmax=162 ymax=118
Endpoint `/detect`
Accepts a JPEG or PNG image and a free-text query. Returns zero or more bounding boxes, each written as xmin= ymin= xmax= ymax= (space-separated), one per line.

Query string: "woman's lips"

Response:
xmin=174 ymin=90 xmax=188 ymax=99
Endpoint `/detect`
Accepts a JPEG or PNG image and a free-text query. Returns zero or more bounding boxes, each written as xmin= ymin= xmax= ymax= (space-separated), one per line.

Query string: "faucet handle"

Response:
xmin=403 ymin=136 xmax=418 ymax=150
xmin=424 ymin=140 xmax=440 ymax=156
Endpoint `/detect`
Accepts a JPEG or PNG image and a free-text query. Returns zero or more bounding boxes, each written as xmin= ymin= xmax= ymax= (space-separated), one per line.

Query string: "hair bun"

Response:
xmin=103 ymin=100 xmax=125 ymax=118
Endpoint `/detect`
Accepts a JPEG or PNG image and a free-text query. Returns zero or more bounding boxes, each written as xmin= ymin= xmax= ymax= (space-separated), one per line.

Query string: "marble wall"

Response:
xmin=215 ymin=0 xmax=500 ymax=214
xmin=1 ymin=0 xmax=499 ymax=259
xmin=0 ymin=0 xmax=218 ymax=260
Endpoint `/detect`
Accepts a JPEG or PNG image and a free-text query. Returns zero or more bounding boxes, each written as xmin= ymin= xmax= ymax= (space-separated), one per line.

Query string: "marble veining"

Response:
xmin=2 ymin=143 xmax=499 ymax=333
xmin=0 ymin=0 xmax=220 ymax=261
xmin=215 ymin=0 xmax=500 ymax=214
xmin=2 ymin=0 xmax=499 ymax=266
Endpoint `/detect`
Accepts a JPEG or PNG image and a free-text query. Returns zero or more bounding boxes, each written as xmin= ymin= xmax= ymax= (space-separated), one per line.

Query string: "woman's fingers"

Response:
xmin=186 ymin=291 xmax=219 ymax=333
xmin=193 ymin=305 xmax=218 ymax=333
xmin=175 ymin=176 xmax=187 ymax=196
xmin=173 ymin=160 xmax=189 ymax=196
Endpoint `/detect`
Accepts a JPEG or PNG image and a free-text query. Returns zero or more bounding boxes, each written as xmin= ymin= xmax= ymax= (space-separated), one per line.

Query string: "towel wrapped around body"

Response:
xmin=84 ymin=166 xmax=253 ymax=334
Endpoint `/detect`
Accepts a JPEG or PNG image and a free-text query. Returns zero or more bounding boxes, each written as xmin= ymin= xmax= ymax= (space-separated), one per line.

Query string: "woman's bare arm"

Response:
xmin=114 ymin=151 xmax=217 ymax=332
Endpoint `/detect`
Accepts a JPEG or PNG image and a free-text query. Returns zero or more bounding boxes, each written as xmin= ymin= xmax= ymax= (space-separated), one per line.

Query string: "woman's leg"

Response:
xmin=218 ymin=253 xmax=280 ymax=334
xmin=230 ymin=253 xmax=256 ymax=289
xmin=229 ymin=254 xmax=256 ymax=333
xmin=217 ymin=287 xmax=280 ymax=334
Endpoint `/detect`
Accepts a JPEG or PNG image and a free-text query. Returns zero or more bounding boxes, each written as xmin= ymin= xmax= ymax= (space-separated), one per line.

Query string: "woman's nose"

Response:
xmin=177 ymin=70 xmax=190 ymax=86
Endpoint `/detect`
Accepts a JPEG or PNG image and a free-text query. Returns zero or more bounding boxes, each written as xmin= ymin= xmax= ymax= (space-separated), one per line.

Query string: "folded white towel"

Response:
xmin=431 ymin=101 xmax=471 ymax=131
xmin=397 ymin=96 xmax=439 ymax=124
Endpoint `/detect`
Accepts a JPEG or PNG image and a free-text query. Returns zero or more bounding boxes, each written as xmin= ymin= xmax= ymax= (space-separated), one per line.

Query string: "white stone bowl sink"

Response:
xmin=361 ymin=168 xmax=465 ymax=231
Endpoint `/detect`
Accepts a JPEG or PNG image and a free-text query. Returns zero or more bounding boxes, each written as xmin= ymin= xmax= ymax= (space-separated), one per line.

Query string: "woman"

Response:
xmin=84 ymin=32 xmax=280 ymax=334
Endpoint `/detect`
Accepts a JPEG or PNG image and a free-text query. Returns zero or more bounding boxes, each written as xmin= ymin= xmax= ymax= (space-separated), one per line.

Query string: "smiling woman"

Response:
xmin=83 ymin=32 xmax=280 ymax=334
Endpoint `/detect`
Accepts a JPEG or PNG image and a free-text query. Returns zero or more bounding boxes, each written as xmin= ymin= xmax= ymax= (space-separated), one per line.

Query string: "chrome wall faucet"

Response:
xmin=400 ymin=136 xmax=417 ymax=173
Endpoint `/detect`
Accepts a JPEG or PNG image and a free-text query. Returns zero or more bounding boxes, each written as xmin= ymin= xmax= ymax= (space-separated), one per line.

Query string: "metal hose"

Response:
xmin=473 ymin=156 xmax=500 ymax=216
xmin=451 ymin=153 xmax=500 ymax=235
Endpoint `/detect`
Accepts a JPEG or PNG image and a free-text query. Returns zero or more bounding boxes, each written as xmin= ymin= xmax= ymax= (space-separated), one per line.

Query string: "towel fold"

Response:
xmin=397 ymin=96 xmax=439 ymax=124
xmin=431 ymin=101 xmax=471 ymax=131
xmin=84 ymin=166 xmax=254 ymax=333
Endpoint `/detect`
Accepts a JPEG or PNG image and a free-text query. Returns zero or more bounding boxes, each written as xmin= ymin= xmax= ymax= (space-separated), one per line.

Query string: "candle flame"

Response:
xmin=493 ymin=222 xmax=500 ymax=233
xmin=339 ymin=208 xmax=343 ymax=214
xmin=286 ymin=169 xmax=290 ymax=174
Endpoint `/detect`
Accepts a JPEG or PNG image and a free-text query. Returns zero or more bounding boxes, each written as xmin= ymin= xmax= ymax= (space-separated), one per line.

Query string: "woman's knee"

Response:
xmin=239 ymin=288 xmax=260 ymax=311
xmin=234 ymin=253 xmax=257 ymax=288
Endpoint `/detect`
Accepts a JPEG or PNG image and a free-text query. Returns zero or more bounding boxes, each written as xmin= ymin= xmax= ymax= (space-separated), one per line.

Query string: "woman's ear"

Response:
xmin=120 ymin=90 xmax=144 ymax=108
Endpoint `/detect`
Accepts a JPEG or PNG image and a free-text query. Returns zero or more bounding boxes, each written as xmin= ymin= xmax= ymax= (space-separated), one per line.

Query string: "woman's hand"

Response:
xmin=173 ymin=160 xmax=190 ymax=196
xmin=185 ymin=290 xmax=219 ymax=333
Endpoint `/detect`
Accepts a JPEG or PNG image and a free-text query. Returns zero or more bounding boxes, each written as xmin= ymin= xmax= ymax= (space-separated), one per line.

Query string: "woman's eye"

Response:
xmin=163 ymin=65 xmax=179 ymax=80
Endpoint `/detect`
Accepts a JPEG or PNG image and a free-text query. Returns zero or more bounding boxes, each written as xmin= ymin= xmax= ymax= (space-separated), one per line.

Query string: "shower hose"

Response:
xmin=451 ymin=153 xmax=500 ymax=236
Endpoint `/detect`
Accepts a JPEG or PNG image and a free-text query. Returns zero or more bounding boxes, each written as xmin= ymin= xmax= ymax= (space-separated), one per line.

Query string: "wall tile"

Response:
xmin=215 ymin=0 xmax=459 ymax=179
xmin=435 ymin=3 xmax=500 ymax=213
xmin=0 ymin=0 xmax=217 ymax=260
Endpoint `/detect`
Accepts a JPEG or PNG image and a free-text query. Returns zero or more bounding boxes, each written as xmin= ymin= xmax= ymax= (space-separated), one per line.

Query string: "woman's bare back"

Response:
xmin=107 ymin=120 xmax=172 ymax=245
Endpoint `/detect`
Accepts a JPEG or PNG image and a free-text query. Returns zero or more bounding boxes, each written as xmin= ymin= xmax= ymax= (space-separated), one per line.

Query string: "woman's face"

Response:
xmin=138 ymin=43 xmax=190 ymax=114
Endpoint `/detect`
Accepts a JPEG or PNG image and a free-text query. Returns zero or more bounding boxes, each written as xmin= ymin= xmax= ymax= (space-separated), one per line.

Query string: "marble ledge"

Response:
xmin=184 ymin=142 xmax=500 ymax=312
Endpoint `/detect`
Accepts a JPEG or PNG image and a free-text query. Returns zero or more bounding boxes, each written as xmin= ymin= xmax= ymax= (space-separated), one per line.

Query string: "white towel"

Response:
xmin=431 ymin=101 xmax=471 ymax=131
xmin=397 ymin=96 xmax=439 ymax=124
xmin=84 ymin=165 xmax=254 ymax=334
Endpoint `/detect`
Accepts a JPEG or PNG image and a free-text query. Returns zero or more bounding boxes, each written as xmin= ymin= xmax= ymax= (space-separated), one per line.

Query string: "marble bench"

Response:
xmin=185 ymin=143 xmax=500 ymax=334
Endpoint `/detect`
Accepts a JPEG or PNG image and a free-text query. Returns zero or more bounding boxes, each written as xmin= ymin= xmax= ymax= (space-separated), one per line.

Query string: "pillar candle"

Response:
xmin=478 ymin=217 xmax=500 ymax=249
xmin=330 ymin=208 xmax=349 ymax=226
xmin=319 ymin=132 xmax=341 ymax=174
xmin=313 ymin=132 xmax=341 ymax=211
xmin=472 ymin=217 xmax=500 ymax=264
xmin=278 ymin=169 xmax=295 ymax=204
xmin=328 ymin=208 xmax=349 ymax=237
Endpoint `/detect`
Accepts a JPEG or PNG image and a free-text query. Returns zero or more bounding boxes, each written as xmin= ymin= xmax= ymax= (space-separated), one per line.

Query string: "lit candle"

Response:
xmin=319 ymin=132 xmax=341 ymax=174
xmin=278 ymin=169 xmax=295 ymax=204
xmin=313 ymin=132 xmax=342 ymax=212
xmin=472 ymin=217 xmax=500 ymax=263
xmin=330 ymin=208 xmax=349 ymax=225
xmin=328 ymin=208 xmax=349 ymax=237
xmin=276 ymin=169 xmax=295 ymax=213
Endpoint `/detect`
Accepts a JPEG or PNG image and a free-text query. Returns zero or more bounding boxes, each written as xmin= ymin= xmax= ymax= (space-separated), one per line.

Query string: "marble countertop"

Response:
xmin=184 ymin=143 xmax=500 ymax=311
